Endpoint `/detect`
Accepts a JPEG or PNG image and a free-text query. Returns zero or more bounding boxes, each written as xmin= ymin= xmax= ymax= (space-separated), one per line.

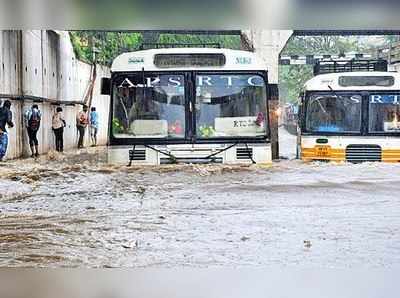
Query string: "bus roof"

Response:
xmin=304 ymin=71 xmax=400 ymax=91
xmin=111 ymin=48 xmax=267 ymax=72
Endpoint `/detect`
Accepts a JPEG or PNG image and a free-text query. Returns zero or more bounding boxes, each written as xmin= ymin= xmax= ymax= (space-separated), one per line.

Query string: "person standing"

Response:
xmin=76 ymin=105 xmax=88 ymax=149
xmin=0 ymin=100 xmax=14 ymax=161
xmin=24 ymin=104 xmax=42 ymax=158
xmin=89 ymin=107 xmax=99 ymax=146
xmin=52 ymin=107 xmax=66 ymax=152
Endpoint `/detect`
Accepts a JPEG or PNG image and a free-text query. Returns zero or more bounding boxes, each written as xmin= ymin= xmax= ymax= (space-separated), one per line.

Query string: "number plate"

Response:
xmin=315 ymin=146 xmax=331 ymax=157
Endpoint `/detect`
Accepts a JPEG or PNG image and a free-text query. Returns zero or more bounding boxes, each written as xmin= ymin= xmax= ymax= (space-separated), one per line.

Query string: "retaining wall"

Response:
xmin=0 ymin=30 xmax=110 ymax=159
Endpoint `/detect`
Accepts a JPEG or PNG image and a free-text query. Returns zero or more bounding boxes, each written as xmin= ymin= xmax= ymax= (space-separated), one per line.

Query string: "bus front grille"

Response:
xmin=236 ymin=147 xmax=253 ymax=160
xmin=129 ymin=149 xmax=146 ymax=161
xmin=345 ymin=145 xmax=382 ymax=163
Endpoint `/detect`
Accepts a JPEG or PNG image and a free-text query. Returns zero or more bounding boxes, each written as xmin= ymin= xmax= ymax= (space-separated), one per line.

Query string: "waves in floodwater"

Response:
xmin=0 ymin=136 xmax=400 ymax=268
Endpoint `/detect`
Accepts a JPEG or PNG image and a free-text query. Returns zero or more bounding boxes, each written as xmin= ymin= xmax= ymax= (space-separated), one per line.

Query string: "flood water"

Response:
xmin=0 ymin=129 xmax=400 ymax=268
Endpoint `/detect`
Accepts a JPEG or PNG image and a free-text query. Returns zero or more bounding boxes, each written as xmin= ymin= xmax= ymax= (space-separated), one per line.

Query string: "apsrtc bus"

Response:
xmin=101 ymin=48 xmax=273 ymax=165
xmin=299 ymin=69 xmax=400 ymax=163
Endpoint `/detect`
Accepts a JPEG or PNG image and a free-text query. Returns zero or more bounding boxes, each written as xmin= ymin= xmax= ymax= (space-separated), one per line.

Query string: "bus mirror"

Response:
xmin=101 ymin=78 xmax=111 ymax=95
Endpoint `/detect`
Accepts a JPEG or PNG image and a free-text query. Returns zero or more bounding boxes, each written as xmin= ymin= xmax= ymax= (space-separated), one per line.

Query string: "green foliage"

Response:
xmin=280 ymin=36 xmax=372 ymax=104
xmin=69 ymin=32 xmax=92 ymax=63
xmin=383 ymin=35 xmax=400 ymax=44
xmin=279 ymin=65 xmax=313 ymax=104
xmin=282 ymin=36 xmax=365 ymax=56
xmin=70 ymin=31 xmax=143 ymax=65
xmin=70 ymin=31 xmax=241 ymax=66
xmin=158 ymin=34 xmax=241 ymax=49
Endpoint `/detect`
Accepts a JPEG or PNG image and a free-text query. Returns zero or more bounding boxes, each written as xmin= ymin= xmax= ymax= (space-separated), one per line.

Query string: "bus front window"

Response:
xmin=369 ymin=94 xmax=400 ymax=133
xmin=195 ymin=74 xmax=267 ymax=138
xmin=305 ymin=94 xmax=362 ymax=133
xmin=112 ymin=74 xmax=185 ymax=139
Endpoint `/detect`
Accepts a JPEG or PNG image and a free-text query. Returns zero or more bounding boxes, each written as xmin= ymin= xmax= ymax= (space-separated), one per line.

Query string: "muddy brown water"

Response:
xmin=0 ymin=147 xmax=400 ymax=268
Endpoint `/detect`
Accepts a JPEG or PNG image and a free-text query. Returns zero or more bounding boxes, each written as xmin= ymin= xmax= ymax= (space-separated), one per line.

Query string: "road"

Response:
xmin=0 ymin=129 xmax=399 ymax=267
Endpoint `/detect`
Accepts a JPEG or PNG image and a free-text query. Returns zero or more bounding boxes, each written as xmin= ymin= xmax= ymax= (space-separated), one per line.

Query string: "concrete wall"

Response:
xmin=0 ymin=30 xmax=110 ymax=159
xmin=0 ymin=30 xmax=23 ymax=159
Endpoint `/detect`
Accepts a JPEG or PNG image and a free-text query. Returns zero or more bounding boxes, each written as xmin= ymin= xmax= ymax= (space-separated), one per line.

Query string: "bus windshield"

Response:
xmin=112 ymin=74 xmax=186 ymax=139
xmin=112 ymin=73 xmax=268 ymax=140
xmin=305 ymin=93 xmax=362 ymax=133
xmin=195 ymin=74 xmax=267 ymax=138
xmin=369 ymin=94 xmax=400 ymax=133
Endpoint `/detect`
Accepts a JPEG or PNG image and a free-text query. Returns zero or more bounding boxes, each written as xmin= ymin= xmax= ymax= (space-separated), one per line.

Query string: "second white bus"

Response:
xmin=299 ymin=71 xmax=400 ymax=163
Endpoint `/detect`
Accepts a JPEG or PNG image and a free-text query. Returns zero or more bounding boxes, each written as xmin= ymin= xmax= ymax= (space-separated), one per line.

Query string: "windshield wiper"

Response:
xmin=327 ymin=85 xmax=355 ymax=106
xmin=327 ymin=85 xmax=344 ymax=100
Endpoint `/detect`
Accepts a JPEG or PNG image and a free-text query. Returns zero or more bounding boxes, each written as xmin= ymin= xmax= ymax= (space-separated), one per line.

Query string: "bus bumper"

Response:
xmin=107 ymin=144 xmax=272 ymax=166
xmin=301 ymin=136 xmax=400 ymax=163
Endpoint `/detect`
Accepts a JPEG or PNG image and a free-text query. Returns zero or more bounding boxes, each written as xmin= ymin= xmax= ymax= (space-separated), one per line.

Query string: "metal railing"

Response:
xmin=313 ymin=59 xmax=388 ymax=75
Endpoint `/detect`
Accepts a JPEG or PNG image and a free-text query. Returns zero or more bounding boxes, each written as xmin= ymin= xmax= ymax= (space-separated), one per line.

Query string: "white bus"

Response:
xmin=101 ymin=47 xmax=273 ymax=165
xmin=299 ymin=69 xmax=400 ymax=163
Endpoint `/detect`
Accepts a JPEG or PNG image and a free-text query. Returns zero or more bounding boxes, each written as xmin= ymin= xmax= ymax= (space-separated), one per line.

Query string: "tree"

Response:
xmin=69 ymin=31 xmax=242 ymax=66
xmin=279 ymin=65 xmax=313 ymax=104
xmin=70 ymin=31 xmax=143 ymax=65
xmin=157 ymin=34 xmax=241 ymax=49
xmin=279 ymin=36 xmax=371 ymax=104
xmin=282 ymin=36 xmax=363 ymax=56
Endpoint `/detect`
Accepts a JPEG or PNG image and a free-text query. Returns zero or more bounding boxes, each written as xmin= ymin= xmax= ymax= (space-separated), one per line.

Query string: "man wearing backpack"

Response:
xmin=24 ymin=104 xmax=42 ymax=158
xmin=0 ymin=100 xmax=15 ymax=161
xmin=76 ymin=105 xmax=89 ymax=149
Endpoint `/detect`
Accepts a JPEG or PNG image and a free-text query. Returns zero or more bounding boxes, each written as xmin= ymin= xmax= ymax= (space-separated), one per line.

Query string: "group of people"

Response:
xmin=0 ymin=99 xmax=99 ymax=161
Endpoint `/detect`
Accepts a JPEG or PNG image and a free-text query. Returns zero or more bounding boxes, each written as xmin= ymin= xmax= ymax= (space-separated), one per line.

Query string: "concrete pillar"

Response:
xmin=242 ymin=29 xmax=293 ymax=159
xmin=242 ymin=30 xmax=293 ymax=84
